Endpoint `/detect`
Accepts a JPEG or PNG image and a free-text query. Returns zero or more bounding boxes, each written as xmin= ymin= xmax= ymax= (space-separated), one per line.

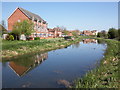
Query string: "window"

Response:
xmin=18 ymin=19 xmax=21 ymax=22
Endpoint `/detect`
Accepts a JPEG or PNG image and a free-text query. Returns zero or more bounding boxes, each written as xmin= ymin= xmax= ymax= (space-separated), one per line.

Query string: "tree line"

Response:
xmin=97 ymin=28 xmax=120 ymax=41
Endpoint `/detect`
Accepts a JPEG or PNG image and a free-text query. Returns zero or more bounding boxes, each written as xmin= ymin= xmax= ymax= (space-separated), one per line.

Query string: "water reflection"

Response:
xmin=72 ymin=42 xmax=80 ymax=48
xmin=4 ymin=39 xmax=105 ymax=77
xmin=2 ymin=39 xmax=107 ymax=88
xmin=8 ymin=53 xmax=48 ymax=77
xmin=97 ymin=39 xmax=106 ymax=44
xmin=82 ymin=39 xmax=97 ymax=44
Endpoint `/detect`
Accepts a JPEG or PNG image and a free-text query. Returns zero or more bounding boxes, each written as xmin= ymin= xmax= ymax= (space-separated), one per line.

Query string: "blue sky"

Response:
xmin=2 ymin=2 xmax=118 ymax=31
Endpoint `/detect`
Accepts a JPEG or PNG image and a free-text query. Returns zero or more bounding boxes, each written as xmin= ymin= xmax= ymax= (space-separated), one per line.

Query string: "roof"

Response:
xmin=48 ymin=28 xmax=55 ymax=32
xmin=18 ymin=7 xmax=46 ymax=22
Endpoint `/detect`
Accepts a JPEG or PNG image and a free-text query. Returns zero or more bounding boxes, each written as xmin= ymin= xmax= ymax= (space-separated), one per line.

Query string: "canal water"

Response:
xmin=2 ymin=39 xmax=107 ymax=88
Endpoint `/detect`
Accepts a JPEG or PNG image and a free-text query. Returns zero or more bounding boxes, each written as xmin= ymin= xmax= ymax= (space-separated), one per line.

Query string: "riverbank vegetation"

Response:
xmin=74 ymin=38 xmax=119 ymax=88
xmin=2 ymin=37 xmax=81 ymax=60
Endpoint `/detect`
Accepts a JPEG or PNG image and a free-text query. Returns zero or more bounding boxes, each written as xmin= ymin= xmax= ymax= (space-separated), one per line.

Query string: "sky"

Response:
xmin=2 ymin=2 xmax=118 ymax=31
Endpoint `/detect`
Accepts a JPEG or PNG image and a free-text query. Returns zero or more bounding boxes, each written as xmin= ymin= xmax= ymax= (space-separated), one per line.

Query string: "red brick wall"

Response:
xmin=8 ymin=8 xmax=29 ymax=31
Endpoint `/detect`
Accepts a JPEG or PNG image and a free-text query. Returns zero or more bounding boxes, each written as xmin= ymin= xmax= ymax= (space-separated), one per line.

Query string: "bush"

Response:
xmin=6 ymin=35 xmax=10 ymax=40
xmin=9 ymin=35 xmax=14 ymax=41
xmin=34 ymin=37 xmax=40 ymax=40
xmin=26 ymin=37 xmax=33 ymax=40
xmin=97 ymin=30 xmax=108 ymax=39
xmin=5 ymin=35 xmax=14 ymax=41
xmin=64 ymin=36 xmax=71 ymax=40
xmin=108 ymin=28 xmax=118 ymax=39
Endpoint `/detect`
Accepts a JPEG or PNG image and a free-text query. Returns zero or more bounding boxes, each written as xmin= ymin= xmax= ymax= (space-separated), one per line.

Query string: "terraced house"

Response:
xmin=48 ymin=27 xmax=62 ymax=38
xmin=8 ymin=7 xmax=48 ymax=38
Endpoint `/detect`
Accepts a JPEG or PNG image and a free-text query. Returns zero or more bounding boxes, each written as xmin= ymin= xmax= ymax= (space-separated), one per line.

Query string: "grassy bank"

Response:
xmin=74 ymin=38 xmax=119 ymax=88
xmin=2 ymin=37 xmax=81 ymax=60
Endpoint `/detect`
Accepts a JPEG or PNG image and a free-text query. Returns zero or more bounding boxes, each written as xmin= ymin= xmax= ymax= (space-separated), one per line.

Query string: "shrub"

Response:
xmin=64 ymin=36 xmax=71 ymax=40
xmin=9 ymin=35 xmax=14 ymax=41
xmin=6 ymin=35 xmax=10 ymax=40
xmin=34 ymin=37 xmax=40 ymax=40
xmin=108 ymin=28 xmax=118 ymax=39
xmin=26 ymin=37 xmax=33 ymax=40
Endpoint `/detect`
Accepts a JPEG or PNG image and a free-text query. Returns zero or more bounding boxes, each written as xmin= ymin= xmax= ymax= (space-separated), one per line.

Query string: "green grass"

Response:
xmin=2 ymin=37 xmax=82 ymax=59
xmin=74 ymin=38 xmax=120 ymax=88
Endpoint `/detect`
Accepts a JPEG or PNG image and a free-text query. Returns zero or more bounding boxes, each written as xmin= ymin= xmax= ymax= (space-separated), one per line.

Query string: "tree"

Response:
xmin=0 ymin=20 xmax=7 ymax=36
xmin=97 ymin=30 xmax=108 ymax=38
xmin=118 ymin=29 xmax=120 ymax=40
xmin=72 ymin=30 xmax=80 ymax=38
xmin=108 ymin=28 xmax=118 ymax=39
xmin=1 ymin=20 xmax=6 ymax=29
xmin=0 ymin=24 xmax=7 ymax=36
xmin=97 ymin=32 xmax=102 ymax=37
xmin=12 ymin=20 xmax=34 ymax=40
xmin=62 ymin=30 xmax=69 ymax=35
xmin=101 ymin=30 xmax=108 ymax=38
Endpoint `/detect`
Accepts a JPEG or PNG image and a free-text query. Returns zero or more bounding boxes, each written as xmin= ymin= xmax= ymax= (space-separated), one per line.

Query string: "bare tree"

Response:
xmin=1 ymin=20 xmax=6 ymax=29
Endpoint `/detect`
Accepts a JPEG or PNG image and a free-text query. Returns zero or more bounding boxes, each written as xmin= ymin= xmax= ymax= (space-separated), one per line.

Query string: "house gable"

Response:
xmin=8 ymin=8 xmax=29 ymax=31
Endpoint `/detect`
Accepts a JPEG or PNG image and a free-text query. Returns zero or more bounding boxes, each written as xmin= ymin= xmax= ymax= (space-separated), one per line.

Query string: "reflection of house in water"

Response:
xmin=83 ymin=39 xmax=97 ymax=44
xmin=72 ymin=42 xmax=80 ymax=48
xmin=9 ymin=53 xmax=48 ymax=77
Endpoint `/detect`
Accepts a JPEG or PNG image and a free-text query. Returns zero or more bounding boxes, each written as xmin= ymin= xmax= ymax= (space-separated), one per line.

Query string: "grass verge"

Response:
xmin=74 ymin=38 xmax=120 ymax=88
xmin=2 ymin=37 xmax=81 ymax=60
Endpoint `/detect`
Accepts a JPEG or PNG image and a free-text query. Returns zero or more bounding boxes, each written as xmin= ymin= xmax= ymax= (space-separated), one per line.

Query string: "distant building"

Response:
xmin=91 ymin=30 xmax=98 ymax=35
xmin=67 ymin=30 xmax=80 ymax=36
xmin=8 ymin=7 xmax=48 ymax=38
xmin=48 ymin=27 xmax=62 ymax=38
xmin=83 ymin=30 xmax=98 ymax=36
xmin=68 ymin=31 xmax=73 ymax=36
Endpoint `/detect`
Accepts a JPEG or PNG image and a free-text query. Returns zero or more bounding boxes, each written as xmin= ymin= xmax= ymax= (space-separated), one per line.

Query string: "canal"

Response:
xmin=2 ymin=39 xmax=107 ymax=88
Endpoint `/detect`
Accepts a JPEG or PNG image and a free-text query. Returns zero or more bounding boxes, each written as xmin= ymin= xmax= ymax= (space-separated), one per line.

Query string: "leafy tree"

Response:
xmin=55 ymin=26 xmax=69 ymax=35
xmin=72 ymin=30 xmax=79 ymax=38
xmin=0 ymin=20 xmax=7 ymax=36
xmin=118 ymin=29 xmax=120 ymax=40
xmin=108 ymin=28 xmax=118 ymax=39
xmin=97 ymin=32 xmax=102 ymax=37
xmin=0 ymin=25 xmax=7 ymax=36
xmin=97 ymin=30 xmax=108 ymax=38
xmin=101 ymin=30 xmax=108 ymax=38
xmin=62 ymin=30 xmax=69 ymax=35
xmin=12 ymin=20 xmax=34 ymax=40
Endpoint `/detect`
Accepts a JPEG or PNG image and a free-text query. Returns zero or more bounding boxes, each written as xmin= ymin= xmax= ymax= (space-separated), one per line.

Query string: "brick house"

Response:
xmin=83 ymin=30 xmax=98 ymax=36
xmin=83 ymin=30 xmax=93 ymax=36
xmin=48 ymin=27 xmax=62 ymax=38
xmin=8 ymin=7 xmax=48 ymax=38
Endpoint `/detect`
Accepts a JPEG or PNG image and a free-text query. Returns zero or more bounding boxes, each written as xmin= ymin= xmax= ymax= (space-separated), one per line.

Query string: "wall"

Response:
xmin=8 ymin=8 xmax=29 ymax=31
